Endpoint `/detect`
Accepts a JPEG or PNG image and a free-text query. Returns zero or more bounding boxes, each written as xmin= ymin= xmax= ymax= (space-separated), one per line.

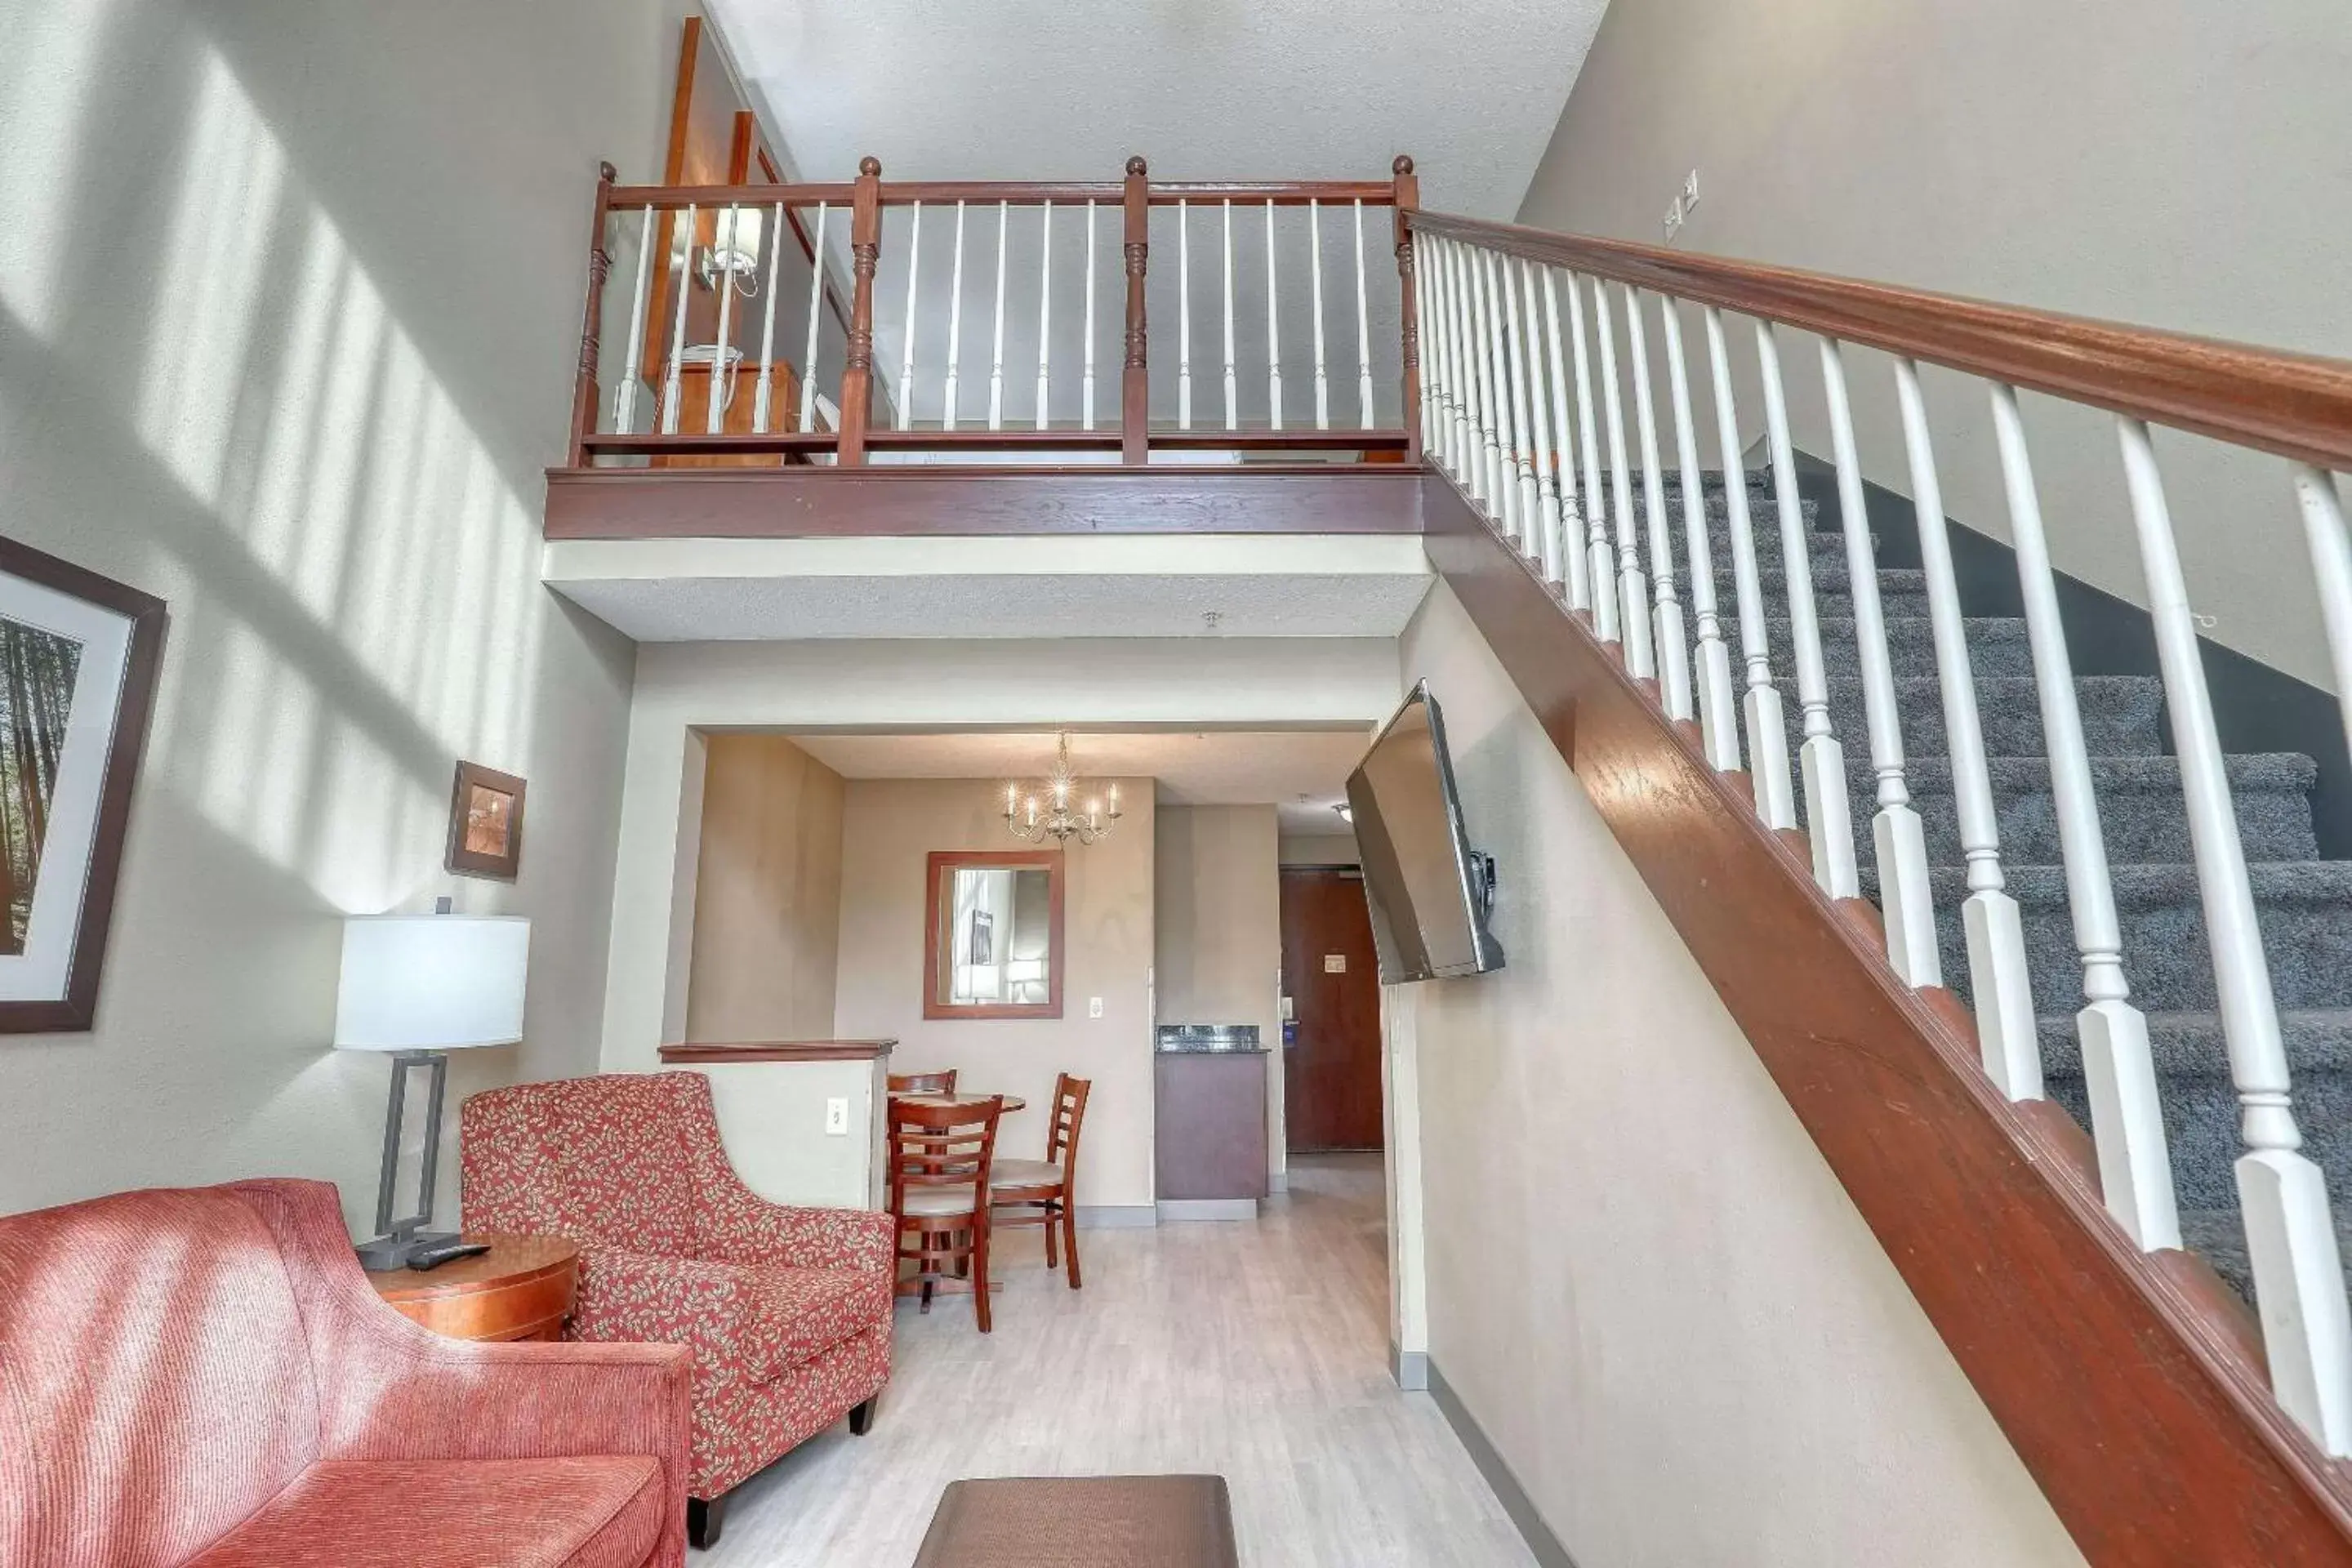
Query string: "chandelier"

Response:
xmin=1002 ymin=733 xmax=1122 ymax=845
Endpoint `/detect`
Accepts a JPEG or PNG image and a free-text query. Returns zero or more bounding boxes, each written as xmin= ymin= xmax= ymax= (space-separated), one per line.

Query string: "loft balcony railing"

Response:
xmin=562 ymin=155 xmax=1423 ymax=474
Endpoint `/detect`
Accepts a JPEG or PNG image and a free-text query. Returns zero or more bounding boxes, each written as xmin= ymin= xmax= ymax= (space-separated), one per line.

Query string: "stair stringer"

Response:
xmin=1421 ymin=469 xmax=2352 ymax=1567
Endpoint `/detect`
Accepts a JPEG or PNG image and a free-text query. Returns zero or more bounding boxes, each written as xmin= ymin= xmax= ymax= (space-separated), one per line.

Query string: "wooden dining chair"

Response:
xmin=888 ymin=1069 xmax=959 ymax=1095
xmin=887 ymin=1094 xmax=1004 ymax=1333
xmin=988 ymin=1073 xmax=1091 ymax=1290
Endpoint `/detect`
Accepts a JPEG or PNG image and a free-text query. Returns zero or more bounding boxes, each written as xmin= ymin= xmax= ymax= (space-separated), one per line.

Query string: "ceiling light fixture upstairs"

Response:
xmin=1003 ymin=733 xmax=1123 ymax=846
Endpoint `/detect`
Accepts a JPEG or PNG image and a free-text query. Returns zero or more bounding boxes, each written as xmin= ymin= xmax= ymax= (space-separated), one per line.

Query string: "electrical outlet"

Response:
xmin=1089 ymin=996 xmax=1105 ymax=1018
xmin=1682 ymin=168 xmax=1700 ymax=209
xmin=824 ymin=1096 xmax=849 ymax=1135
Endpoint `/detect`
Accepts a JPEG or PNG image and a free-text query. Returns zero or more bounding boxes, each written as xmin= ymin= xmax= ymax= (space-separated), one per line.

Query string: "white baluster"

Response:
xmin=1353 ymin=200 xmax=1376 ymax=430
xmin=1082 ymin=200 xmax=1098 ymax=431
xmin=1659 ymin=298 xmax=1736 ymax=770
xmin=1569 ymin=274 xmax=1619 ymax=644
xmin=1412 ymin=234 xmax=1441 ymax=462
xmin=1756 ymin=323 xmax=1856 ymax=896
xmin=1541 ymin=267 xmax=1592 ymax=612
xmin=800 ymin=202 xmax=827 ymax=433
xmin=1822 ymin=339 xmax=1935 ymax=973
xmin=1591 ymin=279 xmax=1654 ymax=679
xmin=1702 ymin=305 xmax=1791 ymax=825
xmin=1309 ymin=202 xmax=1330 ymax=430
xmin=2118 ymin=417 xmax=2352 ymax=1453
xmin=1475 ymin=250 xmax=1517 ymax=541
xmin=895 ymin=201 xmax=921 ymax=430
xmin=1518 ymin=261 xmax=1564 ymax=586
xmin=1435 ymin=242 xmax=1470 ymax=483
xmin=988 ymin=200 xmax=1009 ymax=430
xmin=613 ymin=204 xmax=657 ymax=435
xmin=1897 ymin=359 xmax=2037 ymax=1095
xmin=1499 ymin=252 xmax=1540 ymax=551
xmin=942 ymin=201 xmax=966 ymax=429
xmin=1178 ymin=200 xmax=1193 ymax=430
xmin=1036 ymin=201 xmax=1054 ymax=430
xmin=753 ymin=201 xmax=786 ymax=434
xmin=1628 ymin=289 xmax=1693 ymax=724
xmin=1991 ymin=384 xmax=2176 ymax=1246
xmin=706 ymin=206 xmax=739 ymax=435
xmin=2301 ymin=467 xmax=2352 ymax=768
xmin=1455 ymin=245 xmax=1495 ymax=513
xmin=1265 ymin=200 xmax=1283 ymax=430
xmin=661 ymin=203 xmax=693 ymax=434
xmin=1222 ymin=199 xmax=1238 ymax=431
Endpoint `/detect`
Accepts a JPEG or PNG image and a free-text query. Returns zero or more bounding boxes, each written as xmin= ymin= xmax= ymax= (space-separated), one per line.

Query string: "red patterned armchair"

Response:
xmin=461 ymin=1071 xmax=893 ymax=1548
xmin=0 ymin=1178 xmax=689 ymax=1568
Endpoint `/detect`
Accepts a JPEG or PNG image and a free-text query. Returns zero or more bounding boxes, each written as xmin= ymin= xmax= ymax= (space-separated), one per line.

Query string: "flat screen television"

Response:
xmin=1345 ymin=681 xmax=1504 ymax=983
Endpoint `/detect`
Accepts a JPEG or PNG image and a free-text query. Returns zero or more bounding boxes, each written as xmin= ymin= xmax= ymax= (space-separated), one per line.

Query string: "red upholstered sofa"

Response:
xmin=461 ymin=1071 xmax=894 ymax=1547
xmin=0 ymin=1178 xmax=689 ymax=1568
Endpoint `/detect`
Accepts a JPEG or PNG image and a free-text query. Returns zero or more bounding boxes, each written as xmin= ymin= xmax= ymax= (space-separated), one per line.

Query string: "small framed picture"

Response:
xmin=0 ymin=537 xmax=167 ymax=1033
xmin=969 ymin=907 xmax=995 ymax=967
xmin=446 ymin=761 xmax=526 ymax=880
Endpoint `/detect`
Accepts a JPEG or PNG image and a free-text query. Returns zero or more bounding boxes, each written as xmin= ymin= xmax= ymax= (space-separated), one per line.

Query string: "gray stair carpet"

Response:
xmin=1615 ymin=470 xmax=2348 ymax=1304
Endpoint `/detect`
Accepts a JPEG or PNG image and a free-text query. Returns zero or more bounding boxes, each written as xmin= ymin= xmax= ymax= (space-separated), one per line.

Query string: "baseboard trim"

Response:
xmin=1076 ymin=1205 xmax=1157 ymax=1229
xmin=1390 ymin=1342 xmax=1428 ymax=1391
xmin=1155 ymin=1198 xmax=1259 ymax=1222
xmin=1428 ymin=1361 xmax=1579 ymax=1568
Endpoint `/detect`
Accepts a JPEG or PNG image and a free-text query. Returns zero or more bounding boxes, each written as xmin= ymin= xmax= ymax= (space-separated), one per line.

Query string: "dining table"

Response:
xmin=892 ymin=1091 xmax=1027 ymax=1115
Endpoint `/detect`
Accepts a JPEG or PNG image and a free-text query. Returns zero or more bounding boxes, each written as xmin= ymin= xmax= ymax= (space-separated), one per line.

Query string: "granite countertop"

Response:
xmin=1155 ymin=1024 xmax=1268 ymax=1055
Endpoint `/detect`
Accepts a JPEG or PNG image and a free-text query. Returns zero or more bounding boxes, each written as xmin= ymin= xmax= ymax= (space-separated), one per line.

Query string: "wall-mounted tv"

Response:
xmin=1345 ymin=681 xmax=1504 ymax=984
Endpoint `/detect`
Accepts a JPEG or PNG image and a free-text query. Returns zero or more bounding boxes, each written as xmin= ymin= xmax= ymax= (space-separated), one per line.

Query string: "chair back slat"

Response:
xmin=889 ymin=1069 xmax=959 ymax=1095
xmin=1045 ymin=1072 xmax=1092 ymax=1180
xmin=887 ymin=1095 xmax=1004 ymax=1209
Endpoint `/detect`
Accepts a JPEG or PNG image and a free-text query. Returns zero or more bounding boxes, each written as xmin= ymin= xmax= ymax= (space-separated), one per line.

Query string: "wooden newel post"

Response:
xmin=838 ymin=155 xmax=884 ymax=466
xmin=1121 ymin=155 xmax=1150 ymax=465
xmin=1392 ymin=154 xmax=1422 ymax=463
xmin=567 ymin=161 xmax=618 ymax=470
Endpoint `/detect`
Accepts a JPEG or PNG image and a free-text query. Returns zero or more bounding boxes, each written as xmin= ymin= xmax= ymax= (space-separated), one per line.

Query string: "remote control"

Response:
xmin=408 ymin=1241 xmax=492 ymax=1271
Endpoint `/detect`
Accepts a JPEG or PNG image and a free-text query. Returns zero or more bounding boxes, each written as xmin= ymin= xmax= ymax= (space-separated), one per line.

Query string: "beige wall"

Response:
xmin=1278 ymin=831 xmax=1359 ymax=866
xmin=832 ymin=777 xmax=1158 ymax=1215
xmin=684 ymin=734 xmax=844 ymax=1041
xmin=1156 ymin=804 xmax=1284 ymax=1178
xmin=1519 ymin=0 xmax=2352 ymax=688
xmin=1398 ymin=582 xmax=2084 ymax=1565
xmin=0 ymin=0 xmax=687 ymax=1229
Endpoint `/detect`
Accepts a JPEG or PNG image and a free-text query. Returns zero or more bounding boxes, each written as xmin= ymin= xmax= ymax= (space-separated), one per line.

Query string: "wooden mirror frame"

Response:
xmin=923 ymin=849 xmax=1064 ymax=1020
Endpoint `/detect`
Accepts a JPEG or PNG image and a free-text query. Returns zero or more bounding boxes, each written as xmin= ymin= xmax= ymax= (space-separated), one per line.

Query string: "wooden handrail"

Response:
xmin=608 ymin=180 xmax=856 ymax=209
xmin=1149 ymin=181 xmax=1393 ymax=206
xmin=1409 ymin=210 xmax=2352 ymax=472
xmin=882 ymin=180 xmax=1125 ymax=205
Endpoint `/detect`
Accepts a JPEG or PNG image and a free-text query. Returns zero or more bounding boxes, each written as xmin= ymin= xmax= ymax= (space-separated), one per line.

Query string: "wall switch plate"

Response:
xmin=825 ymin=1096 xmax=849 ymax=1135
xmin=1089 ymin=996 xmax=1105 ymax=1018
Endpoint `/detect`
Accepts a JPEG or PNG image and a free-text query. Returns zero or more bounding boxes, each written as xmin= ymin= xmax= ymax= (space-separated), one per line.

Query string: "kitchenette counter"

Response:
xmin=1154 ymin=1025 xmax=1268 ymax=1218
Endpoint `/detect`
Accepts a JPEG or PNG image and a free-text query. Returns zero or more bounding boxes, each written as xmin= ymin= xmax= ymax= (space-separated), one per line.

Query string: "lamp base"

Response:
xmin=355 ymin=1226 xmax=461 ymax=1273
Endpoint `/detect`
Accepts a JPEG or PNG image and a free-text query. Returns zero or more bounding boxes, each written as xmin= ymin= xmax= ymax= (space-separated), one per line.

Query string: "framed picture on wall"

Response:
xmin=0 ymin=537 xmax=168 ymax=1035
xmin=446 ymin=761 xmax=527 ymax=880
xmin=969 ymin=907 xmax=994 ymax=966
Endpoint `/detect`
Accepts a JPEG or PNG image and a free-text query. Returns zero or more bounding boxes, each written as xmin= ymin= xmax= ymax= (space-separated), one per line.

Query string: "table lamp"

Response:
xmin=335 ymin=912 xmax=529 ymax=1270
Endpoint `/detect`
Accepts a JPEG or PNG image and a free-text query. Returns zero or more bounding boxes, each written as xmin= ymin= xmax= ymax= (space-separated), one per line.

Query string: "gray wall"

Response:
xmin=1399 ymin=581 xmax=2086 ymax=1565
xmin=0 ymin=0 xmax=688 ymax=1227
xmin=1517 ymin=0 xmax=2352 ymax=687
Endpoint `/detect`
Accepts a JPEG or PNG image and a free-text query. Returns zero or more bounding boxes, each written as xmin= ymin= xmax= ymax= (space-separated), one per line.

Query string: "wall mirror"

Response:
xmin=924 ymin=849 xmax=1064 ymax=1019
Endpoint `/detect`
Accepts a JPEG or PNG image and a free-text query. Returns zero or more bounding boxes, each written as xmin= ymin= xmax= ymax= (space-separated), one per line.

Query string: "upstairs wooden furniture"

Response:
xmin=989 ymin=1072 xmax=1092 ymax=1288
xmin=365 ymin=1233 xmax=580 ymax=1343
xmin=889 ymin=1068 xmax=960 ymax=1095
xmin=0 ymin=1179 xmax=690 ymax=1568
xmin=889 ymin=1094 xmax=1004 ymax=1334
xmin=460 ymin=1071 xmax=893 ymax=1550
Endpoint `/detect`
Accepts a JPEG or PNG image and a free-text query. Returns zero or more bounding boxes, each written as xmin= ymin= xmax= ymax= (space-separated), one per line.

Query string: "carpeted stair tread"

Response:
xmin=2175 ymin=1208 xmax=2352 ymax=1307
xmin=1815 ymin=675 xmax=2167 ymax=758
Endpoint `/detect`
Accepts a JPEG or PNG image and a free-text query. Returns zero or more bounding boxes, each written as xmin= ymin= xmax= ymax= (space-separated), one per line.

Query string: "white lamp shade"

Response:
xmin=334 ymin=915 xmax=529 ymax=1051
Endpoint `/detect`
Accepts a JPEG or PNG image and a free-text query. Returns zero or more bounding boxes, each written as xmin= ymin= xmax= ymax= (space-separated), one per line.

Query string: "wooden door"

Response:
xmin=1281 ymin=868 xmax=1384 ymax=1152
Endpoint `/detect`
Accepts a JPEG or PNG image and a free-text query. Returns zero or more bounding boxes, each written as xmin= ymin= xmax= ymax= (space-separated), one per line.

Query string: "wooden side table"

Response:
xmin=365 ymin=1234 xmax=580 ymax=1343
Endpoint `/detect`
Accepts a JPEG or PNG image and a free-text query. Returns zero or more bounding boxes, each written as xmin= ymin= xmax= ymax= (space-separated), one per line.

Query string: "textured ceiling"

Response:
xmin=791 ymin=728 xmax=1370 ymax=826
xmin=713 ymin=0 xmax=1609 ymax=223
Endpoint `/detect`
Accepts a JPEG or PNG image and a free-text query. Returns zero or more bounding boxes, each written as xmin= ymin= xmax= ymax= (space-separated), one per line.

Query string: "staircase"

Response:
xmin=1671 ymin=469 xmax=2352 ymax=1299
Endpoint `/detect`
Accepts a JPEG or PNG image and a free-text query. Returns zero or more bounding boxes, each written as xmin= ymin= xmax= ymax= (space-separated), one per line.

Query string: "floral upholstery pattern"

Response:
xmin=461 ymin=1071 xmax=896 ymax=1499
xmin=0 ymin=1179 xmax=690 ymax=1568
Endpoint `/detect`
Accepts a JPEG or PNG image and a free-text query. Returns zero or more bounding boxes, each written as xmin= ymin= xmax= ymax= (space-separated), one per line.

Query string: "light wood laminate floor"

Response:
xmin=709 ymin=1153 xmax=1535 ymax=1566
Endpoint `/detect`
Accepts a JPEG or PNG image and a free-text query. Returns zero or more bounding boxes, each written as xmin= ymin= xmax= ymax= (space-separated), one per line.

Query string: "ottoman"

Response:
xmin=912 ymin=1475 xmax=1241 ymax=1567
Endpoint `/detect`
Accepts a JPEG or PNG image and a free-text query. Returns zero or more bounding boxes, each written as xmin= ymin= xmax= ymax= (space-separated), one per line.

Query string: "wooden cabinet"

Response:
xmin=1155 ymin=1050 xmax=1271 ymax=1209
